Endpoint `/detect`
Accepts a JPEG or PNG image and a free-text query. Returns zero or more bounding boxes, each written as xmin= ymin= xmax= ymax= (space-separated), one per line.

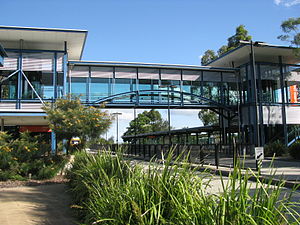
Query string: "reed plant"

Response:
xmin=67 ymin=149 xmax=300 ymax=225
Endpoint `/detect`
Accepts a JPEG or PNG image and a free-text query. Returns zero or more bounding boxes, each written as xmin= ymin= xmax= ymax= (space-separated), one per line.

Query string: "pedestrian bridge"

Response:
xmin=68 ymin=61 xmax=239 ymax=111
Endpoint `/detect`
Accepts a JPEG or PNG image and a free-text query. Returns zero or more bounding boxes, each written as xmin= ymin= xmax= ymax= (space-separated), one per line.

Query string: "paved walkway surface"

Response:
xmin=194 ymin=156 xmax=300 ymax=181
xmin=0 ymin=184 xmax=76 ymax=225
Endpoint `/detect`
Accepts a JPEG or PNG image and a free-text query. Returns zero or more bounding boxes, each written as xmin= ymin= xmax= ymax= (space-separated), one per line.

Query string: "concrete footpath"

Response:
xmin=0 ymin=184 xmax=76 ymax=225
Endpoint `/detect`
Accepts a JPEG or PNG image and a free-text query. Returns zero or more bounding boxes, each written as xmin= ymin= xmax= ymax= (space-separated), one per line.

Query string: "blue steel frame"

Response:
xmin=0 ymin=47 xmax=69 ymax=154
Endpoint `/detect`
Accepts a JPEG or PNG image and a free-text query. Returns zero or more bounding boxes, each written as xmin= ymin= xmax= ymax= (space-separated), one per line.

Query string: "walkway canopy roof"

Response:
xmin=0 ymin=26 xmax=88 ymax=60
xmin=206 ymin=43 xmax=300 ymax=68
xmin=122 ymin=126 xmax=222 ymax=141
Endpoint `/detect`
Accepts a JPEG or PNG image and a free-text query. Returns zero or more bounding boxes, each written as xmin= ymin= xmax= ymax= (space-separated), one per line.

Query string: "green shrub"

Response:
xmin=289 ymin=141 xmax=300 ymax=160
xmin=67 ymin=149 xmax=300 ymax=225
xmin=0 ymin=131 xmax=67 ymax=180
xmin=0 ymin=170 xmax=13 ymax=181
xmin=264 ymin=140 xmax=287 ymax=157
xmin=36 ymin=166 xmax=57 ymax=180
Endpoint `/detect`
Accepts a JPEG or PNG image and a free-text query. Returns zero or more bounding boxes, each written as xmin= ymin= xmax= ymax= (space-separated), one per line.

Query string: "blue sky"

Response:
xmin=1 ymin=0 xmax=299 ymax=141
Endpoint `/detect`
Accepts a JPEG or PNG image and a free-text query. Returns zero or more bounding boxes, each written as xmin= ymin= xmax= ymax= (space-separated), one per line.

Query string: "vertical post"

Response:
xmin=63 ymin=41 xmax=68 ymax=96
xmin=279 ymin=56 xmax=288 ymax=146
xmin=116 ymin=115 xmax=119 ymax=144
xmin=134 ymin=106 xmax=137 ymax=155
xmin=62 ymin=139 xmax=67 ymax=154
xmin=180 ymin=69 xmax=184 ymax=106
xmin=1 ymin=118 xmax=4 ymax=131
xmin=112 ymin=112 xmax=122 ymax=144
xmin=215 ymin=144 xmax=219 ymax=169
xmin=87 ymin=66 xmax=91 ymax=103
xmin=51 ymin=132 xmax=56 ymax=155
xmin=17 ymin=40 xmax=23 ymax=109
xmin=53 ymin=52 xmax=57 ymax=99
xmin=167 ymin=86 xmax=171 ymax=144
xmin=250 ymin=41 xmax=260 ymax=147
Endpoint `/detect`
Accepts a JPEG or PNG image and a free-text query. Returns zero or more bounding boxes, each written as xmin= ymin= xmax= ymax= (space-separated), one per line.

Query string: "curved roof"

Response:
xmin=0 ymin=26 xmax=88 ymax=60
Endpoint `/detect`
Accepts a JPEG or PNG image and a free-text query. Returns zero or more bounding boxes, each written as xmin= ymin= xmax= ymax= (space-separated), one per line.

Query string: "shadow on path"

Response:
xmin=0 ymin=184 xmax=77 ymax=225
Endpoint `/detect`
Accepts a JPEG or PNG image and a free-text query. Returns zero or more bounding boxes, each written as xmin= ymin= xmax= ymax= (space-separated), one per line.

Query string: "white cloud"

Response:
xmin=274 ymin=0 xmax=300 ymax=6
xmin=274 ymin=0 xmax=282 ymax=5
xmin=284 ymin=0 xmax=300 ymax=6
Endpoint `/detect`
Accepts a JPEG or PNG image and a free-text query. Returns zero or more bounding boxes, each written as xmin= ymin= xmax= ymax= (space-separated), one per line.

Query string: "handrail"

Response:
xmin=92 ymin=89 xmax=236 ymax=112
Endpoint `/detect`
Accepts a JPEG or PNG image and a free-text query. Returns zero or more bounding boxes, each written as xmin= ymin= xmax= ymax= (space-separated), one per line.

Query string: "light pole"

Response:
xmin=112 ymin=112 xmax=122 ymax=144
xmin=159 ymin=84 xmax=177 ymax=144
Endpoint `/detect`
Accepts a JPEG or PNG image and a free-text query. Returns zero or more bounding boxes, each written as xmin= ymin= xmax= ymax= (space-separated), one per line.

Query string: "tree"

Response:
xmin=198 ymin=109 xmax=218 ymax=126
xmin=278 ymin=17 xmax=300 ymax=56
xmin=123 ymin=109 xmax=169 ymax=141
xmin=43 ymin=97 xmax=112 ymax=154
xmin=201 ymin=50 xmax=217 ymax=65
xmin=226 ymin=25 xmax=252 ymax=51
xmin=217 ymin=45 xmax=228 ymax=57
xmin=201 ymin=25 xmax=252 ymax=64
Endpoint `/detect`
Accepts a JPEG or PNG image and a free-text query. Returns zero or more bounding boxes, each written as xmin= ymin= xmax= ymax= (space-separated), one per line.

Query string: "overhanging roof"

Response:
xmin=69 ymin=60 xmax=237 ymax=72
xmin=206 ymin=43 xmax=300 ymax=67
xmin=122 ymin=126 xmax=222 ymax=140
xmin=0 ymin=26 xmax=88 ymax=60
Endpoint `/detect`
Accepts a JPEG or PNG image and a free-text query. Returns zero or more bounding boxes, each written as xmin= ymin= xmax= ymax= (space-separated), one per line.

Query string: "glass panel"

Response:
xmin=182 ymin=70 xmax=201 ymax=103
xmin=22 ymin=71 xmax=54 ymax=99
xmin=0 ymin=52 xmax=18 ymax=71
xmin=0 ymin=55 xmax=4 ymax=67
xmin=284 ymin=65 xmax=300 ymax=104
xmin=57 ymin=72 xmax=64 ymax=98
xmin=70 ymin=77 xmax=87 ymax=100
xmin=259 ymin=64 xmax=281 ymax=103
xmin=203 ymin=71 xmax=221 ymax=102
xmin=57 ymin=53 xmax=64 ymax=72
xmin=0 ymin=70 xmax=17 ymax=99
xmin=138 ymin=68 xmax=159 ymax=103
xmin=240 ymin=66 xmax=248 ymax=104
xmin=22 ymin=52 xmax=53 ymax=72
xmin=90 ymin=67 xmax=113 ymax=101
xmin=223 ymin=72 xmax=238 ymax=104
xmin=114 ymin=67 xmax=136 ymax=102
xmin=69 ymin=66 xmax=89 ymax=100
xmin=160 ymin=69 xmax=181 ymax=103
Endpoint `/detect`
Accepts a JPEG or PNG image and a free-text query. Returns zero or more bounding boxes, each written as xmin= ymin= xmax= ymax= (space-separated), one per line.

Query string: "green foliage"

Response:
xmin=288 ymin=141 xmax=300 ymax=160
xmin=0 ymin=131 xmax=67 ymax=180
xmin=201 ymin=25 xmax=252 ymax=65
xmin=201 ymin=49 xmax=217 ymax=65
xmin=278 ymin=17 xmax=300 ymax=56
xmin=123 ymin=109 xmax=169 ymax=140
xmin=198 ymin=109 xmax=218 ymax=126
xmin=43 ymin=96 xmax=112 ymax=153
xmin=226 ymin=25 xmax=252 ymax=51
xmin=264 ymin=140 xmax=287 ymax=157
xmin=67 ymin=150 xmax=299 ymax=225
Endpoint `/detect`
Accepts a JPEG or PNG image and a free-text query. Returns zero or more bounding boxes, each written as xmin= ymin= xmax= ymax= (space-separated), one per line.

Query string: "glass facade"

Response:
xmin=67 ymin=65 xmax=239 ymax=107
xmin=0 ymin=51 xmax=65 ymax=100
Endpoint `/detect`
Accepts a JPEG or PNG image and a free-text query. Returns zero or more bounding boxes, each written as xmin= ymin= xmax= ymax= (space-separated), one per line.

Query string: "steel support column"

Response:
xmin=279 ymin=56 xmax=288 ymax=146
xmin=63 ymin=41 xmax=68 ymax=96
xmin=257 ymin=64 xmax=265 ymax=146
xmin=1 ymin=118 xmax=4 ymax=131
xmin=53 ymin=52 xmax=57 ymax=99
xmin=51 ymin=132 xmax=56 ymax=155
xmin=17 ymin=41 xmax=23 ymax=109
xmin=249 ymin=42 xmax=260 ymax=147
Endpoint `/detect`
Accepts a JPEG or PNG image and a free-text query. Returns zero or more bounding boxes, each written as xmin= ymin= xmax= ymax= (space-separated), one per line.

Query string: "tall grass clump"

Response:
xmin=67 ymin=149 xmax=300 ymax=225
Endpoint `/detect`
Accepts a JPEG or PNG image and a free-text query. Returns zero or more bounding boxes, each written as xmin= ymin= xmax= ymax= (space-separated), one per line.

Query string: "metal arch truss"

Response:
xmin=92 ymin=89 xmax=236 ymax=113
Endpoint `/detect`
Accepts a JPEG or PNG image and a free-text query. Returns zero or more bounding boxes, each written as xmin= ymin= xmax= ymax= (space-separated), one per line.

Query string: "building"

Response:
xmin=0 ymin=26 xmax=299 ymax=152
